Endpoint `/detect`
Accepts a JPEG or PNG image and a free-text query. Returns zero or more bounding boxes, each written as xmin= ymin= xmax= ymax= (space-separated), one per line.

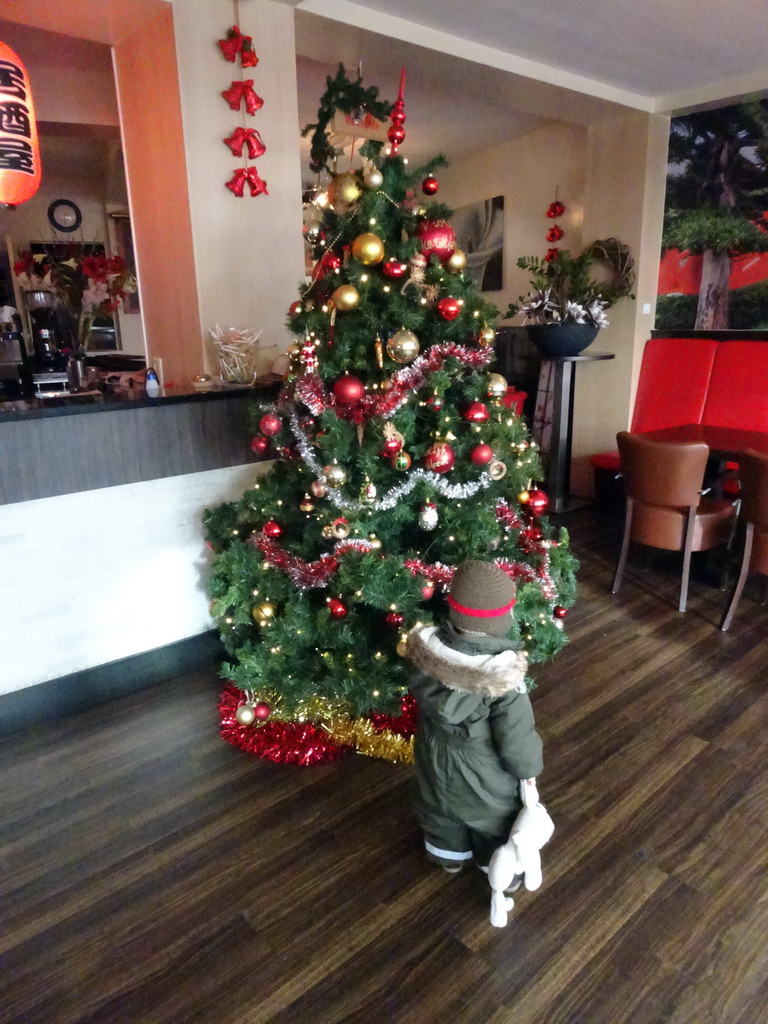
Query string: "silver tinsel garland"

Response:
xmin=288 ymin=408 xmax=492 ymax=513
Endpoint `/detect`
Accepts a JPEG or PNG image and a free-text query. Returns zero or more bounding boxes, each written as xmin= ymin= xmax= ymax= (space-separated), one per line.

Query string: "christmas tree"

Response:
xmin=203 ymin=66 xmax=578 ymax=765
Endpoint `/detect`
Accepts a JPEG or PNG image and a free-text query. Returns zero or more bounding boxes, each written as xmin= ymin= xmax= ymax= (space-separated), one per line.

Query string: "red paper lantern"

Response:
xmin=259 ymin=413 xmax=281 ymax=436
xmin=424 ymin=442 xmax=455 ymax=474
xmin=421 ymin=175 xmax=439 ymax=195
xmin=262 ymin=520 xmax=282 ymax=538
xmin=416 ymin=218 xmax=456 ymax=263
xmin=437 ymin=297 xmax=461 ymax=321
xmin=382 ymin=258 xmax=408 ymax=279
xmin=327 ymin=597 xmax=348 ymax=619
xmin=462 ymin=401 xmax=489 ymax=423
xmin=471 ymin=443 xmax=494 ymax=465
xmin=333 ymin=374 xmax=365 ymax=406
xmin=250 ymin=435 xmax=269 ymax=455
xmin=385 ymin=611 xmax=405 ymax=630
xmin=0 ymin=42 xmax=41 ymax=207
xmin=527 ymin=488 xmax=549 ymax=514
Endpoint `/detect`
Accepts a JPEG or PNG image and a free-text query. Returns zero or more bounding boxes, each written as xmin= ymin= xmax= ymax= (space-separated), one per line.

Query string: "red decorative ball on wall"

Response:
xmin=254 ymin=701 xmax=272 ymax=720
xmin=416 ymin=218 xmax=456 ymax=263
xmin=250 ymin=435 xmax=269 ymax=455
xmin=382 ymin=258 xmax=408 ymax=279
xmin=437 ymin=297 xmax=461 ymax=321
xmin=327 ymin=597 xmax=348 ymax=619
xmin=527 ymin=488 xmax=549 ymax=514
xmin=421 ymin=175 xmax=439 ymax=195
xmin=463 ymin=401 xmax=489 ymax=423
xmin=259 ymin=413 xmax=281 ymax=436
xmin=385 ymin=611 xmax=405 ymax=629
xmin=333 ymin=374 xmax=365 ymax=406
xmin=424 ymin=442 xmax=455 ymax=474
xmin=470 ymin=443 xmax=494 ymax=465
xmin=262 ymin=520 xmax=282 ymax=538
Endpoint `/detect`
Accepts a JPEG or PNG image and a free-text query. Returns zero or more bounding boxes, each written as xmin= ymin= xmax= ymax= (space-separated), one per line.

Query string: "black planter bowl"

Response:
xmin=528 ymin=323 xmax=600 ymax=357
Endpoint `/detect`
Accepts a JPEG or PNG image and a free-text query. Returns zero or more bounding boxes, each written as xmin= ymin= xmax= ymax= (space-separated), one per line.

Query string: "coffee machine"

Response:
xmin=25 ymin=290 xmax=69 ymax=395
xmin=0 ymin=311 xmax=33 ymax=400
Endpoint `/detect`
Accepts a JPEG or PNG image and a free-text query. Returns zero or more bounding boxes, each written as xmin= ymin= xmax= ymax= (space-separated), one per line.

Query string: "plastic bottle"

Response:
xmin=145 ymin=366 xmax=160 ymax=396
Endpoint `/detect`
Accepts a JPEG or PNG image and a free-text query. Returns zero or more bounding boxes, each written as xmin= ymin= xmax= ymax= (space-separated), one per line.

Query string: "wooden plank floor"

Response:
xmin=2 ymin=506 xmax=768 ymax=1024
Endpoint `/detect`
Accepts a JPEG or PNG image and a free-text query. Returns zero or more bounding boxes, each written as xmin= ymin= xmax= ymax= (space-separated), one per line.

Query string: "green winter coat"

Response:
xmin=406 ymin=622 xmax=544 ymax=853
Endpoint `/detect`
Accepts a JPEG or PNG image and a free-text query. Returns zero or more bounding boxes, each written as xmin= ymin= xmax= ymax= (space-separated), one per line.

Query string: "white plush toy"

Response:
xmin=488 ymin=779 xmax=555 ymax=928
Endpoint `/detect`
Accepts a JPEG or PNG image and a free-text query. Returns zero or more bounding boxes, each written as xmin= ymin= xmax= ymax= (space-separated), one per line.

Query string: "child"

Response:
xmin=404 ymin=559 xmax=543 ymax=875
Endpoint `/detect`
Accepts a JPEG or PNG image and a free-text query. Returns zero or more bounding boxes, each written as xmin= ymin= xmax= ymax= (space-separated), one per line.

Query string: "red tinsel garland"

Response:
xmin=368 ymin=693 xmax=419 ymax=738
xmin=251 ymin=534 xmax=376 ymax=588
xmin=292 ymin=343 xmax=493 ymax=424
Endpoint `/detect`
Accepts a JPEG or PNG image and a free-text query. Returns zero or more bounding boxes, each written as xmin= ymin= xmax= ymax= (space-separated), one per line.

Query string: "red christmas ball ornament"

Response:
xmin=470 ymin=443 xmax=494 ymax=465
xmin=553 ymin=605 xmax=567 ymax=619
xmin=327 ymin=597 xmax=348 ymax=619
xmin=250 ymin=435 xmax=269 ymax=455
xmin=387 ymin=124 xmax=405 ymax=147
xmin=313 ymin=250 xmax=342 ymax=281
xmin=385 ymin=611 xmax=405 ymax=630
xmin=416 ymin=218 xmax=456 ymax=263
xmin=420 ymin=578 xmax=435 ymax=600
xmin=547 ymin=200 xmax=565 ymax=218
xmin=421 ymin=175 xmax=439 ymax=195
xmin=259 ymin=412 xmax=281 ymax=436
xmin=424 ymin=442 xmax=455 ymax=474
xmin=262 ymin=520 xmax=282 ymax=538
xmin=254 ymin=701 xmax=271 ymax=720
xmin=333 ymin=374 xmax=365 ymax=406
xmin=437 ymin=297 xmax=461 ymax=321
xmin=288 ymin=300 xmax=302 ymax=317
xmin=463 ymin=400 xmax=489 ymax=423
xmin=382 ymin=258 xmax=408 ymax=279
xmin=527 ymin=488 xmax=549 ymax=514
xmin=426 ymin=393 xmax=443 ymax=411
xmin=381 ymin=436 xmax=403 ymax=458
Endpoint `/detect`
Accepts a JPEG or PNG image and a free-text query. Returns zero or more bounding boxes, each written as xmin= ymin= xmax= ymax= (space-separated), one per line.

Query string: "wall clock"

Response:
xmin=48 ymin=199 xmax=82 ymax=233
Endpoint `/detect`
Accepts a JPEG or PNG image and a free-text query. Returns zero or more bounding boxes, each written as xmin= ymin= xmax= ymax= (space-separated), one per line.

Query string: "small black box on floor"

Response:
xmin=593 ymin=466 xmax=626 ymax=518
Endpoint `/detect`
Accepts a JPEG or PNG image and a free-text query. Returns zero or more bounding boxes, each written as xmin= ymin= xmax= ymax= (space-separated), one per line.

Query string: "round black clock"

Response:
xmin=48 ymin=199 xmax=82 ymax=233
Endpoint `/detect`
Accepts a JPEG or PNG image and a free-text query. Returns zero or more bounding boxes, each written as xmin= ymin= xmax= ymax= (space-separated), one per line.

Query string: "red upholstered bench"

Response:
xmin=703 ymin=340 xmax=768 ymax=431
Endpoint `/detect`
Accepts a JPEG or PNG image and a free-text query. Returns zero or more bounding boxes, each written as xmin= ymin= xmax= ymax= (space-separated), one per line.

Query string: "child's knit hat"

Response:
xmin=448 ymin=560 xmax=516 ymax=637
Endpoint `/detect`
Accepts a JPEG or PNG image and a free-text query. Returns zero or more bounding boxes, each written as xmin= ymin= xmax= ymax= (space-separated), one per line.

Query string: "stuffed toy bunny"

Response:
xmin=488 ymin=779 xmax=554 ymax=927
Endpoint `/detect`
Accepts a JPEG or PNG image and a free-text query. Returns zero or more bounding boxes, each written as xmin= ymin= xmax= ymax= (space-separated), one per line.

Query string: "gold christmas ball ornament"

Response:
xmin=488 ymin=459 xmax=507 ymax=480
xmin=363 ymin=165 xmax=383 ymax=189
xmin=386 ymin=328 xmax=420 ymax=364
xmin=236 ymin=704 xmax=256 ymax=726
xmin=332 ymin=517 xmax=350 ymax=539
xmin=351 ymin=232 xmax=385 ymax=266
xmin=478 ymin=326 xmax=496 ymax=348
xmin=252 ymin=600 xmax=276 ymax=626
xmin=322 ymin=462 xmax=347 ymax=488
xmin=447 ymin=248 xmax=467 ymax=272
xmin=328 ymin=171 xmax=361 ymax=210
xmin=321 ymin=525 xmax=335 ymax=539
xmin=310 ymin=479 xmax=329 ymax=498
xmin=332 ymin=284 xmax=360 ymax=311
xmin=487 ymin=372 xmax=508 ymax=399
xmin=396 ymin=636 xmax=408 ymax=657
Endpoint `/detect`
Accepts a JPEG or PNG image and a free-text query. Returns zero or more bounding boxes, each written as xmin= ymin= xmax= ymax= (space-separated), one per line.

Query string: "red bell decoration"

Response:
xmin=544 ymin=247 xmax=560 ymax=262
xmin=437 ymin=297 xmax=461 ymax=321
xmin=416 ymin=218 xmax=457 ymax=263
xmin=420 ymin=579 xmax=435 ymax=600
xmin=385 ymin=611 xmax=405 ymax=629
xmin=382 ymin=258 xmax=408 ymax=279
xmin=250 ymin=435 xmax=269 ymax=455
xmin=240 ymin=36 xmax=258 ymax=68
xmin=253 ymin=701 xmax=271 ymax=720
xmin=226 ymin=167 xmax=269 ymax=197
xmin=224 ymin=126 xmax=266 ymax=159
xmin=553 ymin=605 xmax=567 ymax=619
xmin=421 ymin=175 xmax=439 ymax=195
xmin=333 ymin=374 xmax=365 ymax=406
xmin=527 ymin=488 xmax=549 ymax=514
xmin=217 ymin=25 xmax=243 ymax=62
xmin=471 ymin=443 xmax=494 ymax=465
xmin=221 ymin=80 xmax=264 ymax=115
xmin=262 ymin=520 xmax=282 ymax=538
xmin=547 ymin=200 xmax=565 ymax=218
xmin=327 ymin=597 xmax=348 ymax=619
xmin=0 ymin=42 xmax=41 ymax=207
xmin=546 ymin=225 xmax=564 ymax=243
xmin=463 ymin=401 xmax=489 ymax=423
xmin=259 ymin=412 xmax=281 ymax=436
xmin=424 ymin=442 xmax=455 ymax=474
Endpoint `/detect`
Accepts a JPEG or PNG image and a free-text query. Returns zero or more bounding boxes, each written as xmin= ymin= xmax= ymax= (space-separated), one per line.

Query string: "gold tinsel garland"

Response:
xmin=323 ymin=714 xmax=415 ymax=764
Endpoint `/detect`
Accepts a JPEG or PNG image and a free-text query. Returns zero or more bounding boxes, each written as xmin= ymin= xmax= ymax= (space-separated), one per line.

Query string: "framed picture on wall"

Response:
xmin=450 ymin=195 xmax=504 ymax=292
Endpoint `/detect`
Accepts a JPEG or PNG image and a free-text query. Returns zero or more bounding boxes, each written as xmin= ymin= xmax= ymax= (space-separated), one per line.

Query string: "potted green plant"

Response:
xmin=505 ymin=239 xmax=635 ymax=356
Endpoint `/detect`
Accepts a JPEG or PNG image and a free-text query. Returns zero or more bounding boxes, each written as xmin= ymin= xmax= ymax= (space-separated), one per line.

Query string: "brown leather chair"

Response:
xmin=612 ymin=431 xmax=736 ymax=612
xmin=720 ymin=449 xmax=768 ymax=630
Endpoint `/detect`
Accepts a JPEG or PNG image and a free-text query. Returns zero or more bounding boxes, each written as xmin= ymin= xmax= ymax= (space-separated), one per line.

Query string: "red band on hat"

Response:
xmin=447 ymin=595 xmax=515 ymax=618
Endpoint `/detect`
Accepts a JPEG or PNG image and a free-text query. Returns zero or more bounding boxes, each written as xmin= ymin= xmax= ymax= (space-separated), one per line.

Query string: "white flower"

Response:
xmin=81 ymin=279 xmax=109 ymax=313
xmin=588 ymin=299 xmax=610 ymax=328
xmin=564 ymin=301 xmax=587 ymax=324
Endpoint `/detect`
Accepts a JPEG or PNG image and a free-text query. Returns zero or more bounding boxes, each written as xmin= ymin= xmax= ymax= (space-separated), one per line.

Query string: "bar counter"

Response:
xmin=1 ymin=381 xmax=278 ymax=505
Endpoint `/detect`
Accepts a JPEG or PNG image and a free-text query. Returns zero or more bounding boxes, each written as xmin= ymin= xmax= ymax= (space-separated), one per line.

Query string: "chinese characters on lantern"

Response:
xmin=0 ymin=42 xmax=41 ymax=206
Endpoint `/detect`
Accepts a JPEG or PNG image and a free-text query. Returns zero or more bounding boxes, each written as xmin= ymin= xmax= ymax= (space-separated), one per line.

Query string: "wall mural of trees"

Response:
xmin=656 ymin=99 xmax=768 ymax=331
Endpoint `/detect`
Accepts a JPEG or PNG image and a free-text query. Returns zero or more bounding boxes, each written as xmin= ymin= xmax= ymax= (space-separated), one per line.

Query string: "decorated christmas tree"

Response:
xmin=203 ymin=66 xmax=578 ymax=765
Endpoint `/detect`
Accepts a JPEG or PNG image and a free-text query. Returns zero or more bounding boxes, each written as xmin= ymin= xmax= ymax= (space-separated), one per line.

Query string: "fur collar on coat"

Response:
xmin=406 ymin=624 xmax=528 ymax=698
